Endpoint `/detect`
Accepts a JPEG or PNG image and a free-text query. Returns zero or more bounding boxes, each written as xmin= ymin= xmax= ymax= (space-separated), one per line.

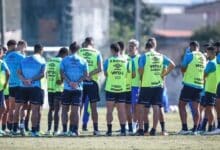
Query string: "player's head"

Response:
xmin=145 ymin=39 xmax=154 ymax=51
xmin=214 ymin=41 xmax=220 ymax=55
xmin=69 ymin=41 xmax=80 ymax=54
xmin=17 ymin=40 xmax=27 ymax=54
xmin=148 ymin=37 xmax=157 ymax=49
xmin=34 ymin=44 xmax=44 ymax=55
xmin=117 ymin=41 xmax=125 ymax=54
xmin=206 ymin=46 xmax=215 ymax=60
xmin=58 ymin=47 xmax=68 ymax=58
xmin=7 ymin=39 xmax=17 ymax=50
xmin=128 ymin=39 xmax=139 ymax=56
xmin=110 ymin=43 xmax=120 ymax=55
xmin=84 ymin=37 xmax=94 ymax=47
xmin=0 ymin=47 xmax=4 ymax=59
xmin=189 ymin=41 xmax=199 ymax=51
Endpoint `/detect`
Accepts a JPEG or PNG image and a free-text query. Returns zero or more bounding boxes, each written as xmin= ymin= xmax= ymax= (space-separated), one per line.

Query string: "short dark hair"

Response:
xmin=84 ymin=37 xmax=93 ymax=45
xmin=17 ymin=40 xmax=27 ymax=46
xmin=34 ymin=44 xmax=43 ymax=53
xmin=110 ymin=43 xmax=120 ymax=53
xmin=207 ymin=46 xmax=215 ymax=52
xmin=214 ymin=41 xmax=220 ymax=47
xmin=117 ymin=41 xmax=125 ymax=51
xmin=7 ymin=40 xmax=17 ymax=47
xmin=69 ymin=41 xmax=80 ymax=53
xmin=145 ymin=40 xmax=154 ymax=49
xmin=190 ymin=41 xmax=199 ymax=48
xmin=58 ymin=47 xmax=68 ymax=56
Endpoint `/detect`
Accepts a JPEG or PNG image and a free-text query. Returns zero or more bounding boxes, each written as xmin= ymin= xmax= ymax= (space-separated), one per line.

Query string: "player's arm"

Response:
xmin=131 ymin=59 xmax=136 ymax=78
xmin=31 ymin=65 xmax=45 ymax=81
xmin=181 ymin=53 xmax=192 ymax=73
xmin=103 ymin=59 xmax=108 ymax=77
xmin=2 ymin=62 xmax=10 ymax=90
xmin=89 ymin=54 xmax=103 ymax=77
xmin=161 ymin=56 xmax=176 ymax=78
xmin=204 ymin=62 xmax=215 ymax=78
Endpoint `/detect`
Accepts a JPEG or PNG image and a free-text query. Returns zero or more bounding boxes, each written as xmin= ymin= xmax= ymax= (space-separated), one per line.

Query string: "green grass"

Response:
xmin=1 ymin=108 xmax=220 ymax=150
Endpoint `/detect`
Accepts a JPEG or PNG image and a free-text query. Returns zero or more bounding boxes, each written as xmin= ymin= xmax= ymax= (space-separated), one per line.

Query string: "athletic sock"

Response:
xmin=73 ymin=125 xmax=78 ymax=133
xmin=128 ymin=123 xmax=133 ymax=132
xmin=7 ymin=122 xmax=12 ymax=131
xmin=192 ymin=125 xmax=197 ymax=132
xmin=48 ymin=121 xmax=52 ymax=131
xmin=36 ymin=124 xmax=40 ymax=132
xmin=182 ymin=123 xmax=188 ymax=131
xmin=69 ymin=124 xmax=74 ymax=132
xmin=25 ymin=119 xmax=29 ymax=131
xmin=54 ymin=124 xmax=58 ymax=132
xmin=144 ymin=123 xmax=149 ymax=133
xmin=201 ymin=118 xmax=208 ymax=131
xmin=120 ymin=124 xmax=126 ymax=133
xmin=208 ymin=125 xmax=213 ymax=132
xmin=218 ymin=118 xmax=220 ymax=129
xmin=160 ymin=122 xmax=165 ymax=132
xmin=82 ymin=124 xmax=87 ymax=130
xmin=63 ymin=124 xmax=67 ymax=132
xmin=93 ymin=123 xmax=98 ymax=131
xmin=2 ymin=124 xmax=6 ymax=131
xmin=32 ymin=127 xmax=36 ymax=133
xmin=107 ymin=124 xmax=112 ymax=133
xmin=13 ymin=123 xmax=18 ymax=132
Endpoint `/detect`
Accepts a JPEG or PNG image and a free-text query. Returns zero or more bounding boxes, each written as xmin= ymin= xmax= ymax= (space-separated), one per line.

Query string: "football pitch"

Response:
xmin=0 ymin=108 xmax=220 ymax=150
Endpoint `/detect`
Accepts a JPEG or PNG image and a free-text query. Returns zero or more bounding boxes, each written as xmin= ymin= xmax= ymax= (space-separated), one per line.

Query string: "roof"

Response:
xmin=153 ymin=29 xmax=192 ymax=38
xmin=186 ymin=0 xmax=220 ymax=10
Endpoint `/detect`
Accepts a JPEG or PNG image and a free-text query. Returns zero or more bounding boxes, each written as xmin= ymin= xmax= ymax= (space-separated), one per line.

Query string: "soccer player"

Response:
xmin=17 ymin=44 xmax=46 ymax=137
xmin=137 ymin=38 xmax=175 ymax=136
xmin=46 ymin=47 xmax=68 ymax=135
xmin=78 ymin=37 xmax=102 ymax=135
xmin=178 ymin=41 xmax=206 ymax=135
xmin=208 ymin=41 xmax=220 ymax=134
xmin=121 ymin=40 xmax=137 ymax=134
xmin=0 ymin=47 xmax=10 ymax=136
xmin=104 ymin=43 xmax=128 ymax=136
xmin=60 ymin=42 xmax=88 ymax=136
xmin=4 ymin=40 xmax=25 ymax=132
xmin=202 ymin=46 xmax=217 ymax=133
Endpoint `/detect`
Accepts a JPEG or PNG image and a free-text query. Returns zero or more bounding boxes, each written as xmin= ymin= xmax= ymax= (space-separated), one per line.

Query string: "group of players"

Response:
xmin=0 ymin=36 xmax=220 ymax=137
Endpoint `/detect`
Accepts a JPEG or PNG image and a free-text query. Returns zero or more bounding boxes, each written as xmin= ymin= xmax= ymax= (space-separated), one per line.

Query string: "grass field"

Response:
xmin=0 ymin=108 xmax=220 ymax=150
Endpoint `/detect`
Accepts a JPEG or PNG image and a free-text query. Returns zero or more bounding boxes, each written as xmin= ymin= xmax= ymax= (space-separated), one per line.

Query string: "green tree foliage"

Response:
xmin=110 ymin=0 xmax=160 ymax=43
xmin=191 ymin=22 xmax=220 ymax=44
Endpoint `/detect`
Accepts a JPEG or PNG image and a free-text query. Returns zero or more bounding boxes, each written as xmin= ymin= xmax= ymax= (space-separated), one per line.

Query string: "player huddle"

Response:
xmin=0 ymin=37 xmax=219 ymax=137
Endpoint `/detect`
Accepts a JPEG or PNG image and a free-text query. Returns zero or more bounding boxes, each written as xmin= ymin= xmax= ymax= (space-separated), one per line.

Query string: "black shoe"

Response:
xmin=119 ymin=132 xmax=126 ymax=136
xmin=106 ymin=131 xmax=112 ymax=136
xmin=135 ymin=129 xmax=144 ymax=136
xmin=149 ymin=129 xmax=156 ymax=136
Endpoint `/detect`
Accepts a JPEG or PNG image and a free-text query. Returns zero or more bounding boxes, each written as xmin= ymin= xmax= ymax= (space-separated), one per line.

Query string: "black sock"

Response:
xmin=2 ymin=124 xmax=6 ymax=131
xmin=25 ymin=119 xmax=29 ymax=131
xmin=69 ymin=124 xmax=74 ymax=132
xmin=208 ymin=125 xmax=213 ymax=132
xmin=218 ymin=118 xmax=220 ymax=129
xmin=107 ymin=124 xmax=112 ymax=133
xmin=128 ymin=123 xmax=133 ymax=132
xmin=201 ymin=118 xmax=208 ymax=131
xmin=82 ymin=124 xmax=87 ymax=130
xmin=48 ymin=121 xmax=52 ymax=131
xmin=54 ymin=124 xmax=58 ymax=132
xmin=7 ymin=123 xmax=12 ymax=131
xmin=36 ymin=124 xmax=40 ymax=132
xmin=192 ymin=125 xmax=197 ymax=132
xmin=120 ymin=124 xmax=126 ymax=133
xmin=73 ymin=125 xmax=78 ymax=133
xmin=182 ymin=123 xmax=188 ymax=131
xmin=150 ymin=128 xmax=156 ymax=135
xmin=63 ymin=124 xmax=67 ymax=132
xmin=160 ymin=122 xmax=165 ymax=132
xmin=93 ymin=123 xmax=98 ymax=131
xmin=20 ymin=119 xmax=24 ymax=124
xmin=32 ymin=127 xmax=36 ymax=133
xmin=144 ymin=123 xmax=149 ymax=133
xmin=13 ymin=123 xmax=18 ymax=132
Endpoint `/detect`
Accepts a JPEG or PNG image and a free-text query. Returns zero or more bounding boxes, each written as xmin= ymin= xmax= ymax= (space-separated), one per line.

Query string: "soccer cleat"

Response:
xmin=119 ymin=132 xmax=126 ymax=136
xmin=53 ymin=131 xmax=60 ymax=136
xmin=20 ymin=128 xmax=26 ymax=136
xmin=189 ymin=131 xmax=200 ymax=135
xmin=132 ymin=122 xmax=137 ymax=133
xmin=45 ymin=130 xmax=53 ymax=136
xmin=106 ymin=131 xmax=112 ymax=136
xmin=0 ymin=130 xmax=6 ymax=136
xmin=135 ymin=129 xmax=144 ymax=136
xmin=203 ymin=128 xmax=220 ymax=135
xmin=58 ymin=131 xmax=69 ymax=136
xmin=69 ymin=132 xmax=78 ymax=137
xmin=128 ymin=131 xmax=134 ymax=136
xmin=178 ymin=130 xmax=191 ymax=135
xmin=93 ymin=130 xmax=101 ymax=136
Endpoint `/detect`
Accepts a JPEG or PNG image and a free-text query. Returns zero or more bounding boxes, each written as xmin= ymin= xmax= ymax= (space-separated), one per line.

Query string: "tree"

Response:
xmin=110 ymin=0 xmax=160 ymax=44
xmin=191 ymin=22 xmax=220 ymax=44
